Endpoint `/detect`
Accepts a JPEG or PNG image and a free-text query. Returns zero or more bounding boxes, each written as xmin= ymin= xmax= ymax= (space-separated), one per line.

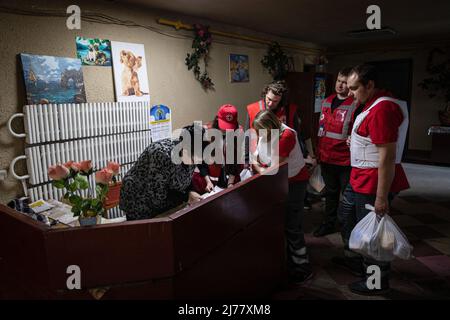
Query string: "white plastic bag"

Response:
xmin=349 ymin=204 xmax=413 ymax=261
xmin=374 ymin=213 xmax=414 ymax=260
xmin=309 ymin=165 xmax=325 ymax=193
xmin=349 ymin=206 xmax=380 ymax=256
xmin=239 ymin=168 xmax=253 ymax=182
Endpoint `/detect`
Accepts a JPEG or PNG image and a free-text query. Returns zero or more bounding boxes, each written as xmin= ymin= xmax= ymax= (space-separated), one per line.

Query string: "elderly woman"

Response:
xmin=119 ymin=124 xmax=206 ymax=220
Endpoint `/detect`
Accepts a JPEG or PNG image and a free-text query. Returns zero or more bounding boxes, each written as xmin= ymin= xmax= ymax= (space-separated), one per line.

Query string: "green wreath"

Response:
xmin=185 ymin=24 xmax=214 ymax=90
xmin=261 ymin=42 xmax=289 ymax=80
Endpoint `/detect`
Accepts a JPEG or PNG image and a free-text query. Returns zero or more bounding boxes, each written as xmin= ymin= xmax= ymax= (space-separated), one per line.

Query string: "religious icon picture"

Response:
xmin=229 ymin=54 xmax=249 ymax=83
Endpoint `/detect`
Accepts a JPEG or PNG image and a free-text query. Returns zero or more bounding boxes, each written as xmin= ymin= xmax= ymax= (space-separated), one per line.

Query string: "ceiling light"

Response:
xmin=347 ymin=27 xmax=398 ymax=39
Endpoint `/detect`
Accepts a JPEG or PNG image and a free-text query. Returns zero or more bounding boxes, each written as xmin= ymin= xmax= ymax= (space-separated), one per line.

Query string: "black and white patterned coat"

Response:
xmin=119 ymin=138 xmax=195 ymax=220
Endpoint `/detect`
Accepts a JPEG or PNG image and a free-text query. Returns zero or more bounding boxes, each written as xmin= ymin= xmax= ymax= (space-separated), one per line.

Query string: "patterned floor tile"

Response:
xmin=410 ymin=240 xmax=444 ymax=257
xmin=389 ymin=207 xmax=404 ymax=216
xmin=424 ymin=238 xmax=450 ymax=255
xmin=307 ymin=269 xmax=338 ymax=289
xmin=272 ymin=287 xmax=304 ymax=300
xmin=412 ymin=278 xmax=450 ymax=299
xmin=273 ymin=174 xmax=450 ymax=300
xmin=296 ymin=286 xmax=348 ymax=300
xmin=428 ymin=223 xmax=450 ymax=237
xmin=386 ymin=277 xmax=427 ymax=300
xmin=337 ymin=284 xmax=387 ymax=300
xmin=413 ymin=214 xmax=449 ymax=225
xmin=402 ymin=225 xmax=446 ymax=239
xmin=398 ymin=195 xmax=428 ymax=203
xmin=391 ymin=215 xmax=423 ymax=227
xmin=391 ymin=197 xmax=420 ymax=215
xmin=305 ymin=233 xmax=333 ymax=248
xmin=325 ymin=232 xmax=345 ymax=248
xmin=436 ymin=201 xmax=450 ymax=210
xmin=323 ymin=265 xmax=362 ymax=286
xmin=391 ymin=258 xmax=437 ymax=280
xmin=412 ymin=204 xmax=450 ymax=221
xmin=308 ymin=247 xmax=341 ymax=267
xmin=417 ymin=255 xmax=450 ymax=277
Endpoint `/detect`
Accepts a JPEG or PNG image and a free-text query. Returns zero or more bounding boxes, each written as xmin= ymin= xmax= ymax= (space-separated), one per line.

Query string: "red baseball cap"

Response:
xmin=217 ymin=104 xmax=238 ymax=130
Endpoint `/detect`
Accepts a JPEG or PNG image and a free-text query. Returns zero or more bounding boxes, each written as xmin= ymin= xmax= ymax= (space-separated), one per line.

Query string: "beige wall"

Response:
xmin=0 ymin=0 xmax=321 ymax=203
xmin=327 ymin=46 xmax=446 ymax=152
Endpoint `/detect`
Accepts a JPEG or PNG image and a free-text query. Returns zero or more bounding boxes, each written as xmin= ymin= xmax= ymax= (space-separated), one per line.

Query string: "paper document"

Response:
xmin=200 ymin=186 xmax=225 ymax=199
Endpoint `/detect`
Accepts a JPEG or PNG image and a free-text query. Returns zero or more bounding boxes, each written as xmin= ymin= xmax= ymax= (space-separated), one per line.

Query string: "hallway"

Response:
xmin=273 ymin=163 xmax=450 ymax=300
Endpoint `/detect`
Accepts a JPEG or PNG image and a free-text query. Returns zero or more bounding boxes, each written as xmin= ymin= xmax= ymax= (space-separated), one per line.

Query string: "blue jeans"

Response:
xmin=338 ymin=184 xmax=393 ymax=279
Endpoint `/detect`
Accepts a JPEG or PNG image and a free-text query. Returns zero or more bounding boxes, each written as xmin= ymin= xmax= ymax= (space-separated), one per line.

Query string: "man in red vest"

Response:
xmin=314 ymin=67 xmax=358 ymax=237
xmin=245 ymin=80 xmax=316 ymax=169
xmin=335 ymin=64 xmax=410 ymax=295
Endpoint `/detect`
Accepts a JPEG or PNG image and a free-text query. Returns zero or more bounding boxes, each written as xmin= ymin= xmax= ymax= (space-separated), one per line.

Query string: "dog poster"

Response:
xmin=76 ymin=37 xmax=112 ymax=66
xmin=111 ymin=41 xmax=150 ymax=103
xmin=20 ymin=53 xmax=87 ymax=105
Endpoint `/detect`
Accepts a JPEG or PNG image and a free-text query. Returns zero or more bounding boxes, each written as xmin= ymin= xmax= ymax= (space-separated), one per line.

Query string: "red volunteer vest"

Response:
xmin=317 ymin=94 xmax=357 ymax=166
xmin=247 ymin=100 xmax=297 ymax=152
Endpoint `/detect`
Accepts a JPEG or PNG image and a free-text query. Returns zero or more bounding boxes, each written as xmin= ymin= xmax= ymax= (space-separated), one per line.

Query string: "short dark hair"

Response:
xmin=338 ymin=66 xmax=352 ymax=77
xmin=350 ymin=64 xmax=378 ymax=86
xmin=261 ymin=80 xmax=289 ymax=108
xmin=261 ymin=80 xmax=288 ymax=98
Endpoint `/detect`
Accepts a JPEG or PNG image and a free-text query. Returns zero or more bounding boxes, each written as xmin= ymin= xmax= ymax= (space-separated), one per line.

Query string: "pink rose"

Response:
xmin=48 ymin=164 xmax=70 ymax=180
xmin=63 ymin=161 xmax=74 ymax=169
xmin=79 ymin=160 xmax=92 ymax=173
xmin=107 ymin=161 xmax=120 ymax=176
xmin=95 ymin=168 xmax=113 ymax=185
xmin=70 ymin=162 xmax=82 ymax=172
xmin=198 ymin=30 xmax=205 ymax=38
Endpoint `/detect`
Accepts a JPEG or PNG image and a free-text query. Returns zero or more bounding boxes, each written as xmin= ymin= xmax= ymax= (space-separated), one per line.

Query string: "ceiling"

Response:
xmin=112 ymin=0 xmax=450 ymax=49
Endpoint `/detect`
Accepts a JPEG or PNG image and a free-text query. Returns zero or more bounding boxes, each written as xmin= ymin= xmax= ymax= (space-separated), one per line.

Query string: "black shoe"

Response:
xmin=289 ymin=270 xmax=314 ymax=285
xmin=313 ymin=223 xmax=336 ymax=237
xmin=348 ymin=279 xmax=390 ymax=296
xmin=331 ymin=256 xmax=364 ymax=277
xmin=304 ymin=199 xmax=312 ymax=210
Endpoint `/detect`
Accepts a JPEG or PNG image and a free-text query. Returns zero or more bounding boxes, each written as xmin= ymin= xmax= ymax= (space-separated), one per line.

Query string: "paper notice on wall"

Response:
xmin=314 ymin=75 xmax=327 ymax=113
xmin=150 ymin=104 xmax=172 ymax=142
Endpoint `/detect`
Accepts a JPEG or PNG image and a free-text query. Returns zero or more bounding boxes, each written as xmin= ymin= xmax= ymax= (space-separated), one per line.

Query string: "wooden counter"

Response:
xmin=0 ymin=164 xmax=288 ymax=299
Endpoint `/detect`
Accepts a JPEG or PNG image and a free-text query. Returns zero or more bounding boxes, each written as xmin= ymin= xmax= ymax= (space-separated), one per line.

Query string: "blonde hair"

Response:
xmin=252 ymin=110 xmax=282 ymax=140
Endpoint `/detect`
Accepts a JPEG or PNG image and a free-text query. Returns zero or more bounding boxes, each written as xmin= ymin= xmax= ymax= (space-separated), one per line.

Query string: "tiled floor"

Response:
xmin=272 ymin=163 xmax=450 ymax=300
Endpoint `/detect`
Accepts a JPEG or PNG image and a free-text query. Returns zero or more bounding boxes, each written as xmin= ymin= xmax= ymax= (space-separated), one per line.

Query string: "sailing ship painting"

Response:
xmin=20 ymin=53 xmax=87 ymax=105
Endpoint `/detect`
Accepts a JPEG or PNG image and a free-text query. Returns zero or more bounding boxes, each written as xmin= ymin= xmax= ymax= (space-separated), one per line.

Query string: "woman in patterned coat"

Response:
xmin=119 ymin=124 xmax=206 ymax=220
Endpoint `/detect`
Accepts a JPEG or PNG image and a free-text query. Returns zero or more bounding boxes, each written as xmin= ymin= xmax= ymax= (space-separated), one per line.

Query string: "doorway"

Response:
xmin=367 ymin=59 xmax=413 ymax=159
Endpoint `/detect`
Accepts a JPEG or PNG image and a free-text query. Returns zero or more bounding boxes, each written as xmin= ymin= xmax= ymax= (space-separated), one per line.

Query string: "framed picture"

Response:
xmin=314 ymin=75 xmax=327 ymax=113
xmin=76 ymin=37 xmax=112 ymax=66
xmin=229 ymin=54 xmax=249 ymax=83
xmin=20 ymin=53 xmax=86 ymax=105
xmin=111 ymin=41 xmax=150 ymax=102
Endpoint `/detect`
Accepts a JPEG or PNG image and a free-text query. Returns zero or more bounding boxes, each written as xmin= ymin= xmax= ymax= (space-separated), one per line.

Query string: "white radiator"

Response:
xmin=8 ymin=102 xmax=152 ymax=218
